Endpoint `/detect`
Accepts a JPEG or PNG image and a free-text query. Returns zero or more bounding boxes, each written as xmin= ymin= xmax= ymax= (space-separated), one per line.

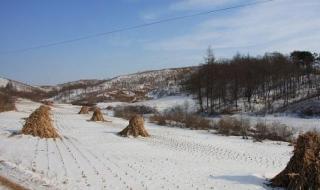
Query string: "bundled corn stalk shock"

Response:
xmin=0 ymin=175 xmax=28 ymax=190
xmin=90 ymin=107 xmax=105 ymax=121
xmin=22 ymin=105 xmax=60 ymax=139
xmin=118 ymin=115 xmax=149 ymax=137
xmin=78 ymin=106 xmax=89 ymax=114
xmin=271 ymin=131 xmax=320 ymax=189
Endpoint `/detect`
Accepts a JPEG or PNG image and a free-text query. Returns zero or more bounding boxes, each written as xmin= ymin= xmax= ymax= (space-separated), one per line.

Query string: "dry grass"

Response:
xmin=214 ymin=117 xmax=294 ymax=142
xmin=253 ymin=121 xmax=294 ymax=142
xmin=90 ymin=108 xmax=105 ymax=121
xmin=21 ymin=105 xmax=60 ymax=139
xmin=0 ymin=175 xmax=28 ymax=190
xmin=78 ymin=106 xmax=89 ymax=114
xmin=0 ymin=93 xmax=16 ymax=112
xmin=118 ymin=115 xmax=150 ymax=137
xmin=271 ymin=131 xmax=320 ymax=189
xmin=149 ymin=114 xmax=166 ymax=126
xmin=216 ymin=116 xmax=250 ymax=139
xmin=150 ymin=105 xmax=212 ymax=130
xmin=114 ymin=105 xmax=157 ymax=120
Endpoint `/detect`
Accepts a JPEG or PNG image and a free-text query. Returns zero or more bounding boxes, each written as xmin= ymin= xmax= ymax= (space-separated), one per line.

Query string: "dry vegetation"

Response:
xmin=150 ymin=105 xmax=213 ymax=130
xmin=271 ymin=131 xmax=320 ymax=189
xmin=215 ymin=116 xmax=251 ymax=139
xmin=118 ymin=115 xmax=149 ymax=137
xmin=214 ymin=117 xmax=294 ymax=142
xmin=0 ymin=174 xmax=28 ymax=190
xmin=0 ymin=93 xmax=16 ymax=112
xmin=253 ymin=121 xmax=295 ymax=142
xmin=0 ymin=84 xmax=49 ymax=102
xmin=22 ymin=105 xmax=60 ymax=139
xmin=114 ymin=105 xmax=157 ymax=120
xmin=84 ymin=100 xmax=293 ymax=143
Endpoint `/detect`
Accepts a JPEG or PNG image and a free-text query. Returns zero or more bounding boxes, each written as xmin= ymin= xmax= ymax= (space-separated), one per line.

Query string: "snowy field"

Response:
xmin=0 ymin=99 xmax=295 ymax=189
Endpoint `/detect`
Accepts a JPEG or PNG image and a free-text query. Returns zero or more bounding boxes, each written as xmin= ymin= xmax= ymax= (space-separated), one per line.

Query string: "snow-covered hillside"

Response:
xmin=49 ymin=67 xmax=194 ymax=103
xmin=0 ymin=99 xmax=292 ymax=190
xmin=41 ymin=79 xmax=103 ymax=92
xmin=0 ymin=67 xmax=193 ymax=103
xmin=0 ymin=77 xmax=9 ymax=88
xmin=0 ymin=77 xmax=45 ymax=93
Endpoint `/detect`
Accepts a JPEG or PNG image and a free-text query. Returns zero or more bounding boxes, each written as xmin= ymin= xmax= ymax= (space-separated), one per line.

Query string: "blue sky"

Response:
xmin=0 ymin=0 xmax=319 ymax=85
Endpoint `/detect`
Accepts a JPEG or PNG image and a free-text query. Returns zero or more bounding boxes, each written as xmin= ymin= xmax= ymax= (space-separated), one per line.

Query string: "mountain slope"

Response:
xmin=0 ymin=77 xmax=45 ymax=93
xmin=0 ymin=67 xmax=194 ymax=104
xmin=0 ymin=77 xmax=50 ymax=101
xmin=49 ymin=67 xmax=194 ymax=104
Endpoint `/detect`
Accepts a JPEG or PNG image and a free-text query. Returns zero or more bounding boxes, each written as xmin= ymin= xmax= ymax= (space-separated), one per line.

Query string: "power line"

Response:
xmin=0 ymin=0 xmax=274 ymax=54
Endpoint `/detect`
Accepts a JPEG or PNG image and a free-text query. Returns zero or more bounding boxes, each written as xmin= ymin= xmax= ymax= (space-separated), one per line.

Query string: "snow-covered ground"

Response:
xmin=0 ymin=99 xmax=293 ymax=190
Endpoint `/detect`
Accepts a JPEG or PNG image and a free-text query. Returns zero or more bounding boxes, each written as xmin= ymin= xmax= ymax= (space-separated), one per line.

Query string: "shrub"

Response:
xmin=0 ymin=93 xmax=16 ymax=112
xmin=184 ymin=114 xmax=210 ymax=129
xmin=149 ymin=105 xmax=213 ymax=130
xmin=301 ymin=107 xmax=320 ymax=117
xmin=149 ymin=114 xmax=166 ymax=125
xmin=255 ymin=121 xmax=268 ymax=139
xmin=253 ymin=120 xmax=294 ymax=142
xmin=216 ymin=116 xmax=250 ymax=139
xmin=106 ymin=106 xmax=113 ymax=110
xmin=216 ymin=117 xmax=233 ymax=135
xmin=114 ymin=105 xmax=158 ymax=120
xmin=72 ymin=102 xmax=96 ymax=107
xmin=215 ymin=117 xmax=293 ymax=142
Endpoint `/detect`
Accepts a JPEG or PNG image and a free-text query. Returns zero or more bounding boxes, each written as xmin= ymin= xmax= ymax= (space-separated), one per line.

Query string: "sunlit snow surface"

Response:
xmin=0 ymin=99 xmax=294 ymax=190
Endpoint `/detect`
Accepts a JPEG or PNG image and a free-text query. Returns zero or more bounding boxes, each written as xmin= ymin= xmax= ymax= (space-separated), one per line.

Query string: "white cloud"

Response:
xmin=146 ymin=0 xmax=320 ymax=57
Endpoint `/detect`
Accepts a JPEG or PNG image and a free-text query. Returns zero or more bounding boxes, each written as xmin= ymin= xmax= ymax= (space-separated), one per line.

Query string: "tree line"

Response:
xmin=184 ymin=49 xmax=320 ymax=114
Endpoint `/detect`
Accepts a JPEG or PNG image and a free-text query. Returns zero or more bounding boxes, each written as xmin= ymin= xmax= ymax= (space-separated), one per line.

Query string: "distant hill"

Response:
xmin=0 ymin=77 xmax=46 ymax=93
xmin=0 ymin=67 xmax=195 ymax=104
xmin=48 ymin=67 xmax=194 ymax=104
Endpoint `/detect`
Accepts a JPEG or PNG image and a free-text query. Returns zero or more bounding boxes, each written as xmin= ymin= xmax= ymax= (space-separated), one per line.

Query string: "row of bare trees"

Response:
xmin=184 ymin=49 xmax=320 ymax=114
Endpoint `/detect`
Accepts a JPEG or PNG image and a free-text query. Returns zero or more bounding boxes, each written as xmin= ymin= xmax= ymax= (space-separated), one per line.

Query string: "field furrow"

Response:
xmin=0 ymin=101 xmax=292 ymax=190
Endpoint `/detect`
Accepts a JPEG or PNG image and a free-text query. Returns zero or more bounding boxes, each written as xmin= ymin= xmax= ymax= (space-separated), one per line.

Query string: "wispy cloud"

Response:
xmin=169 ymin=0 xmax=242 ymax=11
xmin=146 ymin=0 xmax=320 ymax=57
xmin=139 ymin=11 xmax=161 ymax=22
